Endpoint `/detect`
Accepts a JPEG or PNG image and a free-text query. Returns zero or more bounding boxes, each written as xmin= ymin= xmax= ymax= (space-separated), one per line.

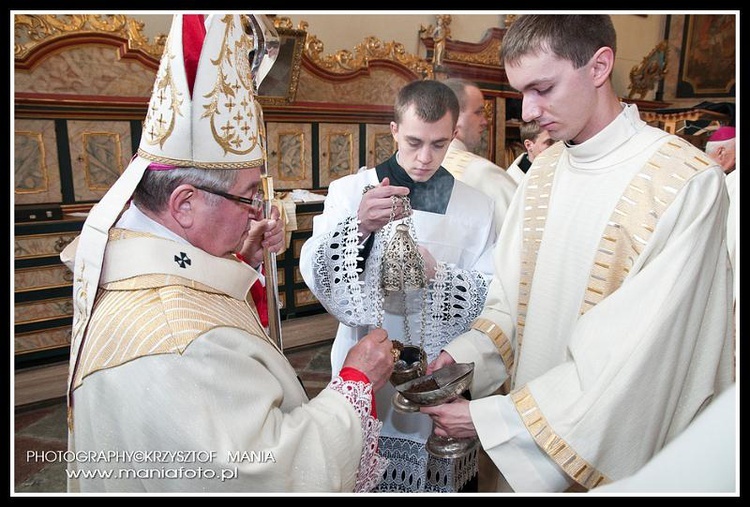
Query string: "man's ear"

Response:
xmin=390 ymin=120 xmax=398 ymax=139
xmin=523 ymin=138 xmax=534 ymax=152
xmin=170 ymin=184 xmax=196 ymax=229
xmin=591 ymin=46 xmax=615 ymax=88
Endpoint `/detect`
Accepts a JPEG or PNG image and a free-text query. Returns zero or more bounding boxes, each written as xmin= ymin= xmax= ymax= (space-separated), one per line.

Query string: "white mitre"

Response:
xmin=63 ymin=14 xmax=269 ymax=402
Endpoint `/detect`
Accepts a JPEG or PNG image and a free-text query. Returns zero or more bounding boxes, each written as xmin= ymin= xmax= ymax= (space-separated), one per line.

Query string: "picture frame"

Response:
xmin=256 ymin=27 xmax=306 ymax=106
xmin=676 ymin=14 xmax=736 ymax=98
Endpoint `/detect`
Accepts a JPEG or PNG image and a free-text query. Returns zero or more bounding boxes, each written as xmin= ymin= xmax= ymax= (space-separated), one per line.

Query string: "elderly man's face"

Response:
xmin=190 ymin=167 xmax=263 ymax=258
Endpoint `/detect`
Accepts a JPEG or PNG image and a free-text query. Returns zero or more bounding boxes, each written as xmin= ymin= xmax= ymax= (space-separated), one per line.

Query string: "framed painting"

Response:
xmin=676 ymin=14 xmax=736 ymax=98
xmin=256 ymin=27 xmax=306 ymax=106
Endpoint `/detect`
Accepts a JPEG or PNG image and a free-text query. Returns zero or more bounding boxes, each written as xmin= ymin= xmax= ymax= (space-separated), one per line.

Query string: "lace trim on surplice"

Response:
xmin=372 ymin=436 xmax=478 ymax=493
xmin=328 ymin=376 xmax=388 ymax=492
xmin=308 ymin=215 xmax=490 ymax=362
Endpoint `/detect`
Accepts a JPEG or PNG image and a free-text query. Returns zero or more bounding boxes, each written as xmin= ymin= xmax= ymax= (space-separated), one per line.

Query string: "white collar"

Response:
xmin=116 ymin=202 xmax=189 ymax=245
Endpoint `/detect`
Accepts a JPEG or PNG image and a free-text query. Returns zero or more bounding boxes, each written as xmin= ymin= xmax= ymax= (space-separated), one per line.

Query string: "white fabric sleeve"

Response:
xmin=470 ymin=395 xmax=572 ymax=492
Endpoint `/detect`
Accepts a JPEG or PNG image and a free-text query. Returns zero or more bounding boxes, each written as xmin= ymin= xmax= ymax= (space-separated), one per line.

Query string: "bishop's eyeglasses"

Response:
xmin=194 ymin=185 xmax=264 ymax=212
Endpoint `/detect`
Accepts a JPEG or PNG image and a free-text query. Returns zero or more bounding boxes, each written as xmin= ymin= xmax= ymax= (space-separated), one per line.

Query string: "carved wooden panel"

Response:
xmin=318 ymin=123 xmax=359 ymax=187
xmin=294 ymin=288 xmax=319 ymax=308
xmin=15 ymin=265 xmax=73 ymax=292
xmin=14 ymin=231 xmax=78 ymax=260
xmin=67 ymin=120 xmax=132 ymax=201
xmin=366 ymin=124 xmax=395 ymax=168
xmin=265 ymin=122 xmax=313 ymax=190
xmin=294 ymin=266 xmax=305 ymax=284
xmin=14 ymin=298 xmax=74 ymax=325
xmin=14 ymin=119 xmax=62 ymax=205
xmin=15 ymin=325 xmax=72 ymax=355
xmin=295 ymin=212 xmax=317 ymax=232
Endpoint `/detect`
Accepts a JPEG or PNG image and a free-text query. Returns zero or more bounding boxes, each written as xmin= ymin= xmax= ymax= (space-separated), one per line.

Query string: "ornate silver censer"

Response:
xmin=372 ymin=193 xmax=430 ymax=411
xmin=395 ymin=362 xmax=480 ymax=459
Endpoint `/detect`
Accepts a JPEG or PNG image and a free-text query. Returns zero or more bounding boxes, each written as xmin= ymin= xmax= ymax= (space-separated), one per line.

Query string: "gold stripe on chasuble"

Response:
xmin=511 ymin=386 xmax=610 ymax=490
xmin=514 ymin=142 xmax=563 ymax=380
xmin=578 ymin=137 xmax=713 ymax=315
xmin=509 ymin=137 xmax=716 ymax=490
xmin=72 ymin=282 xmax=267 ymax=389
xmin=443 ymin=148 xmax=477 ymax=170
xmin=471 ymin=317 xmax=514 ymax=373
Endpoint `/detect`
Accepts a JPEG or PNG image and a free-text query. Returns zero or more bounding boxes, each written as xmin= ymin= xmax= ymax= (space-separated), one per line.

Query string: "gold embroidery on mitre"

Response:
xmin=204 ymin=15 xmax=261 ymax=157
xmin=579 ymin=137 xmax=715 ymax=315
xmin=511 ymin=386 xmax=610 ymax=490
xmin=141 ymin=33 xmax=181 ymax=149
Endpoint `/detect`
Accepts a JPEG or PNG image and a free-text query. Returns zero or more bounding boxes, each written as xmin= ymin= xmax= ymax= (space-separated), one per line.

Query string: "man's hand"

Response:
xmin=342 ymin=328 xmax=394 ymax=392
xmin=239 ymin=205 xmax=284 ymax=267
xmin=358 ymin=177 xmax=411 ymax=238
xmin=426 ymin=350 xmax=455 ymax=375
xmin=420 ymin=398 xmax=477 ymax=439
xmin=418 ymin=246 xmax=437 ymax=281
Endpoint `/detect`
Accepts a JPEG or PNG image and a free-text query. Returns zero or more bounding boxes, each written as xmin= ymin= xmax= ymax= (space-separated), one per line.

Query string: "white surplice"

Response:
xmin=300 ymin=164 xmax=496 ymax=491
xmin=442 ymin=138 xmax=518 ymax=234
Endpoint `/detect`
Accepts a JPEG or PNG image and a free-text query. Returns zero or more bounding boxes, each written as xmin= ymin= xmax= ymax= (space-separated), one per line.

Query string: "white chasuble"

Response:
xmin=444 ymin=104 xmax=735 ymax=492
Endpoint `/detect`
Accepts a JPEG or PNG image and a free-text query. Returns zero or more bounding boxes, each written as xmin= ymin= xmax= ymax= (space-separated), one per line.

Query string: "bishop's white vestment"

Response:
xmin=67 ymin=213 xmax=386 ymax=493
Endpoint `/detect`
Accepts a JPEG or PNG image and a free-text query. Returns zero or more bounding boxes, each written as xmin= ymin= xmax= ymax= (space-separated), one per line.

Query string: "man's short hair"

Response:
xmin=519 ymin=121 xmax=544 ymax=143
xmin=394 ymin=80 xmax=460 ymax=128
xmin=501 ymin=15 xmax=617 ymax=69
xmin=133 ymin=167 xmax=239 ymax=214
xmin=442 ymin=78 xmax=479 ymax=113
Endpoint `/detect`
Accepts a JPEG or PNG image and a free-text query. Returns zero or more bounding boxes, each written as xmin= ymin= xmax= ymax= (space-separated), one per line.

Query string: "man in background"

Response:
xmin=705 ymin=125 xmax=737 ymax=273
xmin=505 ymin=120 xmax=556 ymax=184
xmin=442 ymin=78 xmax=518 ymax=234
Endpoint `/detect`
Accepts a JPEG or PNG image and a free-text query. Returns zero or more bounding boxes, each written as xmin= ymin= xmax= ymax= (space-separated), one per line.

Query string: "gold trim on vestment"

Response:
xmin=511 ymin=386 xmax=610 ymax=490
xmin=72 ymin=230 xmax=273 ymax=390
xmin=72 ymin=282 xmax=269 ymax=390
xmin=578 ymin=137 xmax=713 ymax=315
xmin=514 ymin=142 xmax=562 ymax=380
xmin=511 ymin=136 xmax=716 ymax=488
xmin=471 ymin=317 xmax=514 ymax=374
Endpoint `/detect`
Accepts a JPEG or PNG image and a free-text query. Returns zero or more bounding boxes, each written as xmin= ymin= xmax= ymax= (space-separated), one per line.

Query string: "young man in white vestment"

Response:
xmin=61 ymin=13 xmax=395 ymax=493
xmin=441 ymin=78 xmax=519 ymax=235
xmin=300 ymin=80 xmax=497 ymax=492
xmin=421 ymin=15 xmax=735 ymax=493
